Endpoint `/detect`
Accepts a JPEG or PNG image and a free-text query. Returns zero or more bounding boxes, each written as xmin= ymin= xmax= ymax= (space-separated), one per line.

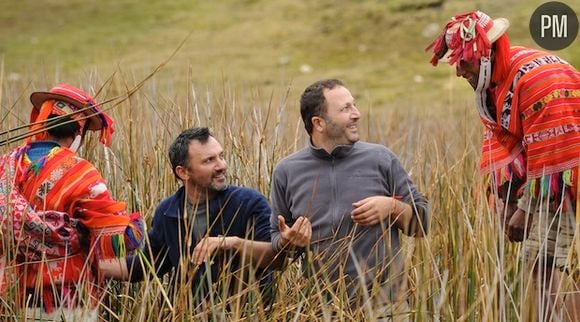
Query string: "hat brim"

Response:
xmin=30 ymin=92 xmax=103 ymax=131
xmin=439 ymin=17 xmax=510 ymax=64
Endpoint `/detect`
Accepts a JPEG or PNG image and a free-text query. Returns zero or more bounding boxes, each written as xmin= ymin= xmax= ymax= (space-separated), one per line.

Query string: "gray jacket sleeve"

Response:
xmin=388 ymin=155 xmax=430 ymax=237
xmin=270 ymin=165 xmax=291 ymax=252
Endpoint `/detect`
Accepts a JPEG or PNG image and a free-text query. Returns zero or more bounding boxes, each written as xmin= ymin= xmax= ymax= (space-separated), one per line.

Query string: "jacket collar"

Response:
xmin=164 ymin=185 xmax=232 ymax=218
xmin=308 ymin=139 xmax=356 ymax=160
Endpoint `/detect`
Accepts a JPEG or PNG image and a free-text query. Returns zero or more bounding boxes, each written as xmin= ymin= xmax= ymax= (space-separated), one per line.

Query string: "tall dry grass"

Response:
xmin=0 ymin=69 xmax=544 ymax=321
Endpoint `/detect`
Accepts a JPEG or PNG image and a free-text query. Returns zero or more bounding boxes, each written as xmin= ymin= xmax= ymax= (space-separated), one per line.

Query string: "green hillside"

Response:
xmin=0 ymin=0 xmax=577 ymax=106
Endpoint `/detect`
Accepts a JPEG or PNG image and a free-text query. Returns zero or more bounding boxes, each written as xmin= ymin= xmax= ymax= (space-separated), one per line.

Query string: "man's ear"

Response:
xmin=175 ymin=166 xmax=189 ymax=181
xmin=312 ymin=116 xmax=325 ymax=133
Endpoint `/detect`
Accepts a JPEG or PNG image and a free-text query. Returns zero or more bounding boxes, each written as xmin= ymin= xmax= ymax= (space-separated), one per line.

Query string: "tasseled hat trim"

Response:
xmin=427 ymin=11 xmax=510 ymax=66
xmin=29 ymin=84 xmax=114 ymax=146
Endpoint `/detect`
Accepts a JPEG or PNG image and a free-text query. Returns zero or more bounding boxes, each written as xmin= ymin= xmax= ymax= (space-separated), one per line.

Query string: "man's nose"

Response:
xmin=216 ymin=157 xmax=227 ymax=171
xmin=351 ymin=105 xmax=361 ymax=120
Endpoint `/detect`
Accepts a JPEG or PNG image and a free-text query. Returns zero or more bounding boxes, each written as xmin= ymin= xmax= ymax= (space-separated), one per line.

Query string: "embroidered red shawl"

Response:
xmin=480 ymin=47 xmax=580 ymax=180
xmin=0 ymin=144 xmax=143 ymax=312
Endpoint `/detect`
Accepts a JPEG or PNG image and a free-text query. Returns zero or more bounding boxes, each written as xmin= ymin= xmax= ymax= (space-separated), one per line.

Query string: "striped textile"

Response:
xmin=0 ymin=143 xmax=144 ymax=313
xmin=480 ymin=46 xmax=580 ymax=179
xmin=480 ymin=47 xmax=580 ymax=207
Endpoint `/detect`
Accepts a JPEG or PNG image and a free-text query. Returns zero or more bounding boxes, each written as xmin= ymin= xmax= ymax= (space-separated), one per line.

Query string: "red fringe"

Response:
xmin=27 ymin=101 xmax=54 ymax=144
xmin=98 ymin=112 xmax=115 ymax=147
xmin=428 ymin=12 xmax=505 ymax=68
xmin=426 ymin=33 xmax=445 ymax=66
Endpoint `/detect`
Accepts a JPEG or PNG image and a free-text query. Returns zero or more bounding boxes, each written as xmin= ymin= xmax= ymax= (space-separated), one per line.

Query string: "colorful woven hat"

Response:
xmin=29 ymin=84 xmax=114 ymax=146
xmin=427 ymin=11 xmax=510 ymax=66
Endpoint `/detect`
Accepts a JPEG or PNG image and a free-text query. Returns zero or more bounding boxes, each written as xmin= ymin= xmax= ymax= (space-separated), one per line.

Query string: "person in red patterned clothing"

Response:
xmin=428 ymin=11 xmax=580 ymax=321
xmin=0 ymin=84 xmax=144 ymax=321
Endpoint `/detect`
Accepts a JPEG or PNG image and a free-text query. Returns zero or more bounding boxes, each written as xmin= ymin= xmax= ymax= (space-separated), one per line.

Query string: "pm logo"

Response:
xmin=530 ymin=1 xmax=578 ymax=50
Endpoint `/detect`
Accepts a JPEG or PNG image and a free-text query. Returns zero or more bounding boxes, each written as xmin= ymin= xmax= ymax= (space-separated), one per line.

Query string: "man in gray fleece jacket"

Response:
xmin=270 ymin=79 xmax=429 ymax=310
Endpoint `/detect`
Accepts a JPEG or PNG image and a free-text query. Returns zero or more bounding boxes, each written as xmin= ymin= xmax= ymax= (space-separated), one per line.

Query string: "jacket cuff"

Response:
xmin=125 ymin=255 xmax=144 ymax=282
xmin=272 ymin=235 xmax=305 ymax=257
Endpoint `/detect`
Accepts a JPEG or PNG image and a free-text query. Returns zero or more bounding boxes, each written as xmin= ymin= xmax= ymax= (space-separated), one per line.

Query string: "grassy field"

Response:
xmin=0 ymin=0 xmax=579 ymax=320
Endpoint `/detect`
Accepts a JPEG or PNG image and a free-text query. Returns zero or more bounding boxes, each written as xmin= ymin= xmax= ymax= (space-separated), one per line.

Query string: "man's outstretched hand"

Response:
xmin=278 ymin=215 xmax=311 ymax=248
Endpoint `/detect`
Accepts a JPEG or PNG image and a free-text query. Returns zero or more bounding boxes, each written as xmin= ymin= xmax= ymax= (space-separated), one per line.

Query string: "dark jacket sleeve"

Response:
xmin=245 ymin=191 xmax=272 ymax=242
xmin=126 ymin=207 xmax=174 ymax=282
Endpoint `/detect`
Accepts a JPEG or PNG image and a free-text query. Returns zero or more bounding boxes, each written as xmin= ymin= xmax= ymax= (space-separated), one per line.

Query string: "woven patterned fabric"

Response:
xmin=0 ymin=143 xmax=144 ymax=312
xmin=480 ymin=47 xmax=580 ymax=181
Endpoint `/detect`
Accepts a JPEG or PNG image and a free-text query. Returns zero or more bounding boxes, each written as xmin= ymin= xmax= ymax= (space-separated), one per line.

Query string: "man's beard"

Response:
xmin=210 ymin=182 xmax=227 ymax=192
xmin=325 ymin=119 xmax=358 ymax=145
xmin=209 ymin=171 xmax=227 ymax=192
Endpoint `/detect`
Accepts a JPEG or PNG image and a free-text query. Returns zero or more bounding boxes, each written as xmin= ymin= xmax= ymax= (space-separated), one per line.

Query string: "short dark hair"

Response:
xmin=168 ymin=127 xmax=211 ymax=180
xmin=300 ymin=79 xmax=344 ymax=135
xmin=46 ymin=113 xmax=81 ymax=140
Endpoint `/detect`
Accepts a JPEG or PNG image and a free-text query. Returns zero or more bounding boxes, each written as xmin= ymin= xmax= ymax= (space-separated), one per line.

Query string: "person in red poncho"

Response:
xmin=428 ymin=11 xmax=579 ymax=321
xmin=0 ymin=84 xmax=144 ymax=321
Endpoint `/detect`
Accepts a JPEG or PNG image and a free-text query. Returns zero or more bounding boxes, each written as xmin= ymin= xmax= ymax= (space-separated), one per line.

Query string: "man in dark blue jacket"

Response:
xmin=102 ymin=127 xmax=278 ymax=305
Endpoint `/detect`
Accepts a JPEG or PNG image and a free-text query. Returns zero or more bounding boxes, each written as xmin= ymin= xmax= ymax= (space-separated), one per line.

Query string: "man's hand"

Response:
xmin=496 ymin=198 xmax=518 ymax=232
xmin=278 ymin=215 xmax=311 ymax=248
xmin=507 ymin=208 xmax=533 ymax=242
xmin=192 ymin=236 xmax=237 ymax=266
xmin=99 ymin=258 xmax=129 ymax=280
xmin=351 ymin=196 xmax=398 ymax=226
